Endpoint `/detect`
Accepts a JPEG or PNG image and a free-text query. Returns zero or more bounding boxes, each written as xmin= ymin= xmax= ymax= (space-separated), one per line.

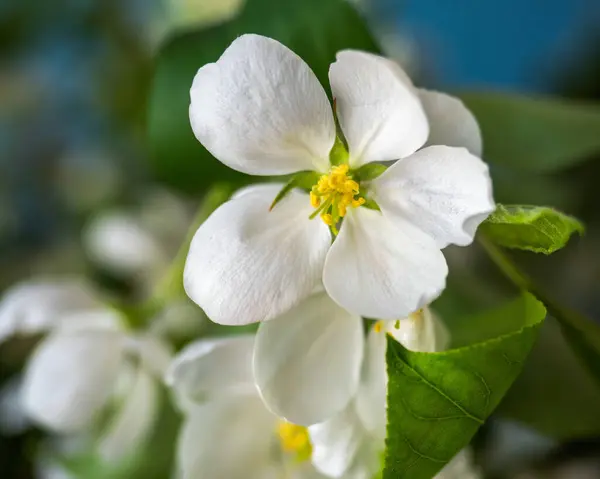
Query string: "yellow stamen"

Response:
xmin=310 ymin=165 xmax=364 ymax=227
xmin=374 ymin=321 xmax=383 ymax=333
xmin=310 ymin=191 xmax=321 ymax=208
xmin=277 ymin=421 xmax=312 ymax=462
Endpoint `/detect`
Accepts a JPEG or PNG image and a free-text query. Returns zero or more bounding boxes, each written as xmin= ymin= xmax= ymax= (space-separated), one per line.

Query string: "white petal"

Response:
xmin=125 ymin=334 xmax=173 ymax=378
xmin=387 ymin=308 xmax=450 ymax=353
xmin=323 ymin=207 xmax=448 ymax=320
xmin=165 ymin=335 xmax=256 ymax=413
xmin=419 ymin=89 xmax=483 ymax=156
xmin=22 ymin=330 xmax=124 ymax=432
xmin=309 ymin=402 xmax=382 ymax=479
xmin=98 ymin=368 xmax=159 ymax=463
xmin=253 ymin=293 xmax=363 ymax=425
xmin=372 ymin=145 xmax=495 ymax=248
xmin=0 ymin=279 xmax=104 ymax=342
xmin=177 ymin=397 xmax=277 ymax=479
xmin=329 ymin=50 xmax=428 ymax=167
xmin=190 ymin=34 xmax=335 ymax=175
xmin=354 ymin=325 xmax=387 ymax=439
xmin=184 ymin=186 xmax=331 ymax=325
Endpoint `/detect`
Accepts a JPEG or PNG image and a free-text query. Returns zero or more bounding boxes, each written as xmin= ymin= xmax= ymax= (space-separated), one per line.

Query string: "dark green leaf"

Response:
xmin=384 ymin=297 xmax=545 ymax=479
xmin=461 ymin=92 xmax=600 ymax=172
xmin=480 ymin=204 xmax=583 ymax=254
xmin=148 ymin=0 xmax=379 ymax=192
xmin=446 ymin=293 xmax=545 ymax=349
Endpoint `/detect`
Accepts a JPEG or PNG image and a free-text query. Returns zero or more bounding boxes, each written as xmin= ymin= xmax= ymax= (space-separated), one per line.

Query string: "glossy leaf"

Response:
xmin=148 ymin=0 xmax=379 ymax=192
xmin=384 ymin=297 xmax=545 ymax=479
xmin=461 ymin=92 xmax=600 ymax=172
xmin=480 ymin=204 xmax=583 ymax=255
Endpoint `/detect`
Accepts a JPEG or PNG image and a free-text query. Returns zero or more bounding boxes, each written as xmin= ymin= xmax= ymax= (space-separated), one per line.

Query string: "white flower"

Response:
xmin=165 ymin=335 xmax=327 ymax=479
xmin=309 ymin=309 xmax=455 ymax=478
xmin=184 ymin=34 xmax=494 ymax=325
xmin=0 ymin=279 xmax=171 ymax=463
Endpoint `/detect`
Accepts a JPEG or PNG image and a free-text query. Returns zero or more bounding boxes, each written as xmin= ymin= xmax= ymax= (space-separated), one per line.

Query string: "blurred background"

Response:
xmin=1 ymin=0 xmax=600 ymax=478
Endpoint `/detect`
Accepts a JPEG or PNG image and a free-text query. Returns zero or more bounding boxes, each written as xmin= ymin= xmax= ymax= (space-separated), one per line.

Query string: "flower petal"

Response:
xmin=323 ymin=207 xmax=448 ymax=320
xmin=184 ymin=185 xmax=331 ymax=325
xmin=165 ymin=335 xmax=256 ymax=413
xmin=329 ymin=50 xmax=428 ymax=167
xmin=253 ymin=293 xmax=363 ymax=425
xmin=354 ymin=325 xmax=387 ymax=439
xmin=309 ymin=402 xmax=382 ymax=479
xmin=387 ymin=308 xmax=450 ymax=353
xmin=0 ymin=279 xmax=104 ymax=342
xmin=190 ymin=34 xmax=335 ymax=175
xmin=418 ymin=89 xmax=483 ymax=156
xmin=98 ymin=368 xmax=159 ymax=463
xmin=372 ymin=145 xmax=495 ymax=248
xmin=22 ymin=330 xmax=124 ymax=432
xmin=177 ymin=397 xmax=278 ymax=479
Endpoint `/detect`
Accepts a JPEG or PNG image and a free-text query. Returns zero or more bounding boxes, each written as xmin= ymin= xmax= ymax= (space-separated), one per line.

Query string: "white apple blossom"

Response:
xmin=184 ymin=33 xmax=494 ymax=325
xmin=165 ymin=335 xmax=326 ymax=479
xmin=308 ymin=309 xmax=480 ymax=479
xmin=0 ymin=279 xmax=171 ymax=463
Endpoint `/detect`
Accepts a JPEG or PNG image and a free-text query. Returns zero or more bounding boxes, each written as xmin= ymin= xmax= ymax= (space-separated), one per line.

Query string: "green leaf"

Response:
xmin=480 ymin=204 xmax=583 ymax=254
xmin=148 ymin=0 xmax=379 ymax=192
xmin=384 ymin=297 xmax=545 ymax=479
xmin=461 ymin=92 xmax=600 ymax=172
xmin=446 ymin=293 xmax=545 ymax=349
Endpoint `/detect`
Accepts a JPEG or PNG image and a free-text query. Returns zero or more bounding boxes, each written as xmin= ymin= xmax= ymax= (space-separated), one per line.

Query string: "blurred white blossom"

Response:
xmin=0 ymin=279 xmax=172 ymax=464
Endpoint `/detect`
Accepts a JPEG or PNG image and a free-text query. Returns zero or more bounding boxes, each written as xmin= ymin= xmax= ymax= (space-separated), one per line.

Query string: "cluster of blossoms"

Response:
xmin=0 ymin=33 xmax=493 ymax=479
xmin=175 ymin=33 xmax=493 ymax=477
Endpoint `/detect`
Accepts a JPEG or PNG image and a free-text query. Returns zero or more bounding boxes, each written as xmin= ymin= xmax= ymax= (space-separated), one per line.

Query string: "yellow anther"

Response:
xmin=351 ymin=197 xmax=365 ymax=208
xmin=277 ymin=421 xmax=312 ymax=462
xmin=310 ymin=191 xmax=321 ymax=208
xmin=374 ymin=321 xmax=383 ymax=333
xmin=309 ymin=165 xmax=364 ymax=227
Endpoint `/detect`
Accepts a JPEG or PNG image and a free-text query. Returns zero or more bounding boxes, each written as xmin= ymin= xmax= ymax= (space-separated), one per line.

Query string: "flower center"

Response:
xmin=309 ymin=164 xmax=365 ymax=228
xmin=277 ymin=421 xmax=312 ymax=462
